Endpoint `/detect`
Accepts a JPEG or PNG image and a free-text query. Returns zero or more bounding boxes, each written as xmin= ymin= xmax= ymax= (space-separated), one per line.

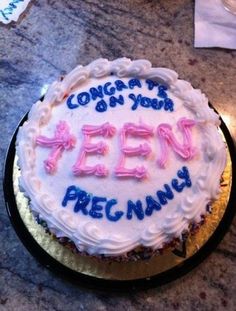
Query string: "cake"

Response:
xmin=16 ymin=58 xmax=227 ymax=260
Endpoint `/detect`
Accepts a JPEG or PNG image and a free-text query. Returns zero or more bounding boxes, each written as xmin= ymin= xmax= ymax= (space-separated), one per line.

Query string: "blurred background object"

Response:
xmin=222 ymin=0 xmax=236 ymax=14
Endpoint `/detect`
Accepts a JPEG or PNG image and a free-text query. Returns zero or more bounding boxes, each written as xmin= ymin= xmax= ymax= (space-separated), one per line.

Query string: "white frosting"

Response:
xmin=16 ymin=58 xmax=227 ymax=257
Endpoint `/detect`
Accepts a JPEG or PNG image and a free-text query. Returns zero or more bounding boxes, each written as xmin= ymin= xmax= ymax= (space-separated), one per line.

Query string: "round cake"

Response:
xmin=16 ymin=58 xmax=227 ymax=260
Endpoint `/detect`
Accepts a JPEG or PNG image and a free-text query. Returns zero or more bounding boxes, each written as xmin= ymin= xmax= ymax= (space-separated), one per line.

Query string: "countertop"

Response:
xmin=0 ymin=0 xmax=236 ymax=310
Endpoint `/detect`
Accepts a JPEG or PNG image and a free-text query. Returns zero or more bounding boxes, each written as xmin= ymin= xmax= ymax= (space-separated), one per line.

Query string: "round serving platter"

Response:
xmin=3 ymin=109 xmax=236 ymax=291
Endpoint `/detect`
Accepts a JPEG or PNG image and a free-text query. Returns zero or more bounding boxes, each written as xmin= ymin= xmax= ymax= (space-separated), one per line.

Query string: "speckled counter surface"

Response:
xmin=0 ymin=0 xmax=236 ymax=310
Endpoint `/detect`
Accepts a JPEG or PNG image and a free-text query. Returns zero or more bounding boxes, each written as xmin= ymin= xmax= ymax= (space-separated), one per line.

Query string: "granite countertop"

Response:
xmin=0 ymin=0 xmax=236 ymax=310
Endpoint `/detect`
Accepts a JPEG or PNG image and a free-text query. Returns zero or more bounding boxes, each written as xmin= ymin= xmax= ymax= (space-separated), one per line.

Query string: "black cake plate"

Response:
xmin=3 ymin=110 xmax=236 ymax=292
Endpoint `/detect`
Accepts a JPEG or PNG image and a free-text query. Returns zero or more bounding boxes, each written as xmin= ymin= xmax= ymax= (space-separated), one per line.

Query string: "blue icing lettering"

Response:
xmin=128 ymin=78 xmax=142 ymax=89
xmin=145 ymin=196 xmax=161 ymax=216
xmin=90 ymin=85 xmax=104 ymax=100
xmin=156 ymin=184 xmax=174 ymax=205
xmin=158 ymin=100 xmax=164 ymax=109
xmin=104 ymin=82 xmax=116 ymax=96
xmin=115 ymin=79 xmax=128 ymax=91
xmin=164 ymin=98 xmax=174 ymax=111
xmin=105 ymin=199 xmax=124 ymax=222
xmin=158 ymin=85 xmax=168 ymax=98
xmin=171 ymin=179 xmax=185 ymax=193
xmin=109 ymin=95 xmax=124 ymax=107
xmin=67 ymin=92 xmax=90 ymax=109
xmin=158 ymin=89 xmax=168 ymax=98
xmin=141 ymin=97 xmax=152 ymax=108
xmin=129 ymin=93 xmax=141 ymax=110
xmin=67 ymin=94 xmax=79 ymax=109
xmin=157 ymin=85 xmax=167 ymax=98
xmin=62 ymin=185 xmax=78 ymax=207
xmin=177 ymin=166 xmax=192 ymax=187
xmin=151 ymin=98 xmax=158 ymax=110
xmin=89 ymin=197 xmax=106 ymax=218
xmin=66 ymin=78 xmax=174 ymax=113
xmin=77 ymin=92 xmax=90 ymax=105
xmin=96 ymin=99 xmax=108 ymax=112
xmin=127 ymin=200 xmax=144 ymax=220
xmin=62 ymin=167 xmax=192 ymax=222
xmin=151 ymin=98 xmax=164 ymax=110
xmin=74 ymin=189 xmax=91 ymax=214
xmin=158 ymin=85 xmax=168 ymax=91
xmin=171 ymin=166 xmax=192 ymax=192
xmin=129 ymin=93 xmax=173 ymax=112
xmin=146 ymin=79 xmax=159 ymax=90
xmin=62 ymin=186 xmax=91 ymax=214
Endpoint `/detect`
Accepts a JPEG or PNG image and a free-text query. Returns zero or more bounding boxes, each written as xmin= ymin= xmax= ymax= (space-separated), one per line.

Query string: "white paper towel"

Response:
xmin=0 ymin=0 xmax=31 ymax=24
xmin=195 ymin=0 xmax=236 ymax=49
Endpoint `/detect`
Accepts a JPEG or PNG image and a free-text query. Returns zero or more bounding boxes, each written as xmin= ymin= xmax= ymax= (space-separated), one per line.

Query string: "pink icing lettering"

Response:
xmin=36 ymin=121 xmax=76 ymax=174
xmin=73 ymin=122 xmax=116 ymax=177
xmin=156 ymin=117 xmax=196 ymax=168
xmin=115 ymin=122 xmax=154 ymax=179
